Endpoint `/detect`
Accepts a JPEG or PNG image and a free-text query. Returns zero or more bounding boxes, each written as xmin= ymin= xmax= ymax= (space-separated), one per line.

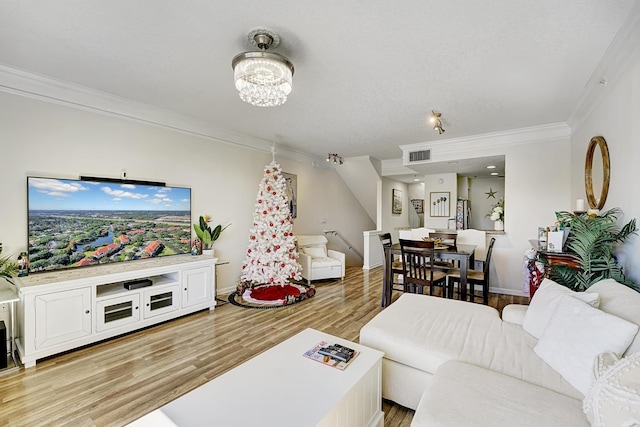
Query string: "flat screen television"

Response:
xmin=27 ymin=176 xmax=192 ymax=273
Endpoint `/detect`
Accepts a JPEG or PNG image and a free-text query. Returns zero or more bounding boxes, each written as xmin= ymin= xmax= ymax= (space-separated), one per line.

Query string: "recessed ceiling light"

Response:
xmin=413 ymin=178 xmax=420 ymax=182
xmin=490 ymin=172 xmax=499 ymax=176
xmin=487 ymin=165 xmax=496 ymax=169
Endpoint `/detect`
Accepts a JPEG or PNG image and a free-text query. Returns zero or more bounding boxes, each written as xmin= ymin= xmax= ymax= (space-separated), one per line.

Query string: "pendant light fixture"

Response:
xmin=232 ymin=29 xmax=295 ymax=107
xmin=430 ymin=111 xmax=445 ymax=134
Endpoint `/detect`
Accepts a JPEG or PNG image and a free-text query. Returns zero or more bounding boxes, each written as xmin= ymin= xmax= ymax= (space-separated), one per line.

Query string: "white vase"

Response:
xmin=202 ymin=248 xmax=214 ymax=256
xmin=494 ymin=220 xmax=504 ymax=231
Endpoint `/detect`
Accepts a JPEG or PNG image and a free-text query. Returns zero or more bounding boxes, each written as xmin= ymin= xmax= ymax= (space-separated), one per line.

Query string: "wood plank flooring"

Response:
xmin=0 ymin=266 xmax=527 ymax=426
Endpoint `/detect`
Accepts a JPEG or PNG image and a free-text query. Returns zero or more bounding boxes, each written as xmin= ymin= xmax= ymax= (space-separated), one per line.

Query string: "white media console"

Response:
xmin=15 ymin=255 xmax=216 ymax=368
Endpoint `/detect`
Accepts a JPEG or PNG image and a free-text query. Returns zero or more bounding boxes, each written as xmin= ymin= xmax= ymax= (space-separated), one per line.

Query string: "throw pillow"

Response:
xmin=300 ymin=247 xmax=326 ymax=258
xmin=534 ymin=295 xmax=639 ymax=395
xmin=523 ymin=278 xmax=600 ymax=339
xmin=583 ymin=352 xmax=640 ymax=427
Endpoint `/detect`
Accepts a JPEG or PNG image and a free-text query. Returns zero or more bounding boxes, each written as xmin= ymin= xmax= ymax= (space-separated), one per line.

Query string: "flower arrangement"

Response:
xmin=193 ymin=215 xmax=230 ymax=250
xmin=487 ymin=197 xmax=505 ymax=222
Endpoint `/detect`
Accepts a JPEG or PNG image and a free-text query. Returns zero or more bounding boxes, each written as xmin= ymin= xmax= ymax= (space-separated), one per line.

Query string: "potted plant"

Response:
xmin=486 ymin=197 xmax=505 ymax=230
xmin=0 ymin=243 xmax=19 ymax=285
xmin=550 ymin=208 xmax=637 ymax=291
xmin=193 ymin=215 xmax=230 ymax=255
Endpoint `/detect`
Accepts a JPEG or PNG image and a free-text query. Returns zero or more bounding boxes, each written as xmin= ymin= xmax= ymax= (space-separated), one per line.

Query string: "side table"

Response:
xmin=0 ymin=287 xmax=20 ymax=374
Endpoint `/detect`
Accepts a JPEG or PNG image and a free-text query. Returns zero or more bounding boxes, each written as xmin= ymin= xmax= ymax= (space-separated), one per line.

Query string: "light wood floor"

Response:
xmin=0 ymin=266 xmax=528 ymax=426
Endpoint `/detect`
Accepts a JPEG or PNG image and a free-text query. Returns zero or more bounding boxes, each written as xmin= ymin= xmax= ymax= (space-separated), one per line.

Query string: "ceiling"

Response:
xmin=0 ymin=1 xmax=637 ymax=173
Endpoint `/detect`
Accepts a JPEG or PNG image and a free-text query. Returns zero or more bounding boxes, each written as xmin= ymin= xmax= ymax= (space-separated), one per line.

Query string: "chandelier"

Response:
xmin=232 ymin=29 xmax=295 ymax=107
xmin=326 ymin=153 xmax=343 ymax=165
xmin=430 ymin=111 xmax=445 ymax=134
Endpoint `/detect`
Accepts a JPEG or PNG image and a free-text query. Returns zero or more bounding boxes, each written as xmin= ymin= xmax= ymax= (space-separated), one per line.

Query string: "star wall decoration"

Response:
xmin=485 ymin=188 xmax=497 ymax=199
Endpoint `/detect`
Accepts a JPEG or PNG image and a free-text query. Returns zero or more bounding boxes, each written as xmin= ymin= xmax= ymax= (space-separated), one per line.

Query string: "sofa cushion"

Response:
xmin=411 ymin=360 xmax=588 ymax=427
xmin=300 ymin=246 xmax=326 ymax=258
xmin=359 ymin=293 xmax=582 ymax=399
xmin=523 ymin=278 xmax=600 ymax=340
xmin=502 ymin=304 xmax=528 ymax=325
xmin=583 ymin=352 xmax=640 ymax=427
xmin=586 ymin=279 xmax=640 ymax=356
xmin=534 ymin=295 xmax=639 ymax=396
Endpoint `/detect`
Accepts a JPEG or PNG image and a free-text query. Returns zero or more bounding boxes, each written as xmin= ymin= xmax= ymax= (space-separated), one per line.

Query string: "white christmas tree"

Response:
xmin=241 ymin=161 xmax=302 ymax=286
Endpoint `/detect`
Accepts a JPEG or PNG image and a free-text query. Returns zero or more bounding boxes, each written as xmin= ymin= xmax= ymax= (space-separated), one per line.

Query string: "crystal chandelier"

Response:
xmin=232 ymin=30 xmax=295 ymax=107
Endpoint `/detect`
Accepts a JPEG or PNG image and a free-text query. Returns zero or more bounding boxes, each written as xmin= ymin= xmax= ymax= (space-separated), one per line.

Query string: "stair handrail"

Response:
xmin=323 ymin=229 xmax=364 ymax=260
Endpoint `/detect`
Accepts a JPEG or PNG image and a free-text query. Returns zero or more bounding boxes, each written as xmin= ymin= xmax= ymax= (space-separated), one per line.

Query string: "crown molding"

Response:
xmin=567 ymin=4 xmax=640 ymax=131
xmin=0 ymin=64 xmax=329 ymax=168
xmin=399 ymin=122 xmax=571 ymax=162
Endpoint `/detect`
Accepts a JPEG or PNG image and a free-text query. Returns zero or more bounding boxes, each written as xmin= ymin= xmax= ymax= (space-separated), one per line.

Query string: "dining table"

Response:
xmin=381 ymin=243 xmax=477 ymax=307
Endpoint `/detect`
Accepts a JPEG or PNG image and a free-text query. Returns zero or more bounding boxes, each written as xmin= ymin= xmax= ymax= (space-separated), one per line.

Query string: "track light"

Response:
xmin=430 ymin=111 xmax=445 ymax=134
xmin=326 ymin=153 xmax=343 ymax=165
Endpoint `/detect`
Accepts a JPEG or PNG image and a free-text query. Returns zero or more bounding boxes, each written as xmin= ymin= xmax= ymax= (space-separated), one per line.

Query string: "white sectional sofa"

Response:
xmin=360 ymin=278 xmax=640 ymax=426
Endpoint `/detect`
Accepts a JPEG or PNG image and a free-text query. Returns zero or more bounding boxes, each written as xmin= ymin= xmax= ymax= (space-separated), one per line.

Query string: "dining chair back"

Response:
xmin=399 ymin=239 xmax=447 ymax=297
xmin=428 ymin=231 xmax=458 ymax=270
xmin=379 ymin=233 xmax=405 ymax=301
xmin=456 ymin=229 xmax=487 ymax=269
xmin=446 ymin=237 xmax=496 ymax=304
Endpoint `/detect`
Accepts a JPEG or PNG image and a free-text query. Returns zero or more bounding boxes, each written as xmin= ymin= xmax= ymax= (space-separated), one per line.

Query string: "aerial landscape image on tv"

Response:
xmin=27 ymin=177 xmax=192 ymax=273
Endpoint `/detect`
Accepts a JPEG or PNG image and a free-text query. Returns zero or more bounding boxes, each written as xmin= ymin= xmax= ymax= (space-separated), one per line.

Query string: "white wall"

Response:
xmin=0 ymin=91 xmax=374 ymax=294
xmin=423 ymin=173 xmax=457 ymax=230
xmin=380 ymin=178 xmax=408 ymax=242
xmin=570 ymin=54 xmax=640 ymax=284
xmin=469 ymin=177 xmax=505 ymax=230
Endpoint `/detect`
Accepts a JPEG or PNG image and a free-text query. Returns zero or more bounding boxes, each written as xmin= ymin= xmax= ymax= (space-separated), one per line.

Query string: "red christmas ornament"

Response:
xmin=248 ymin=249 xmax=252 ymax=253
xmin=281 ymin=263 xmax=285 ymax=268
xmin=251 ymin=235 xmax=256 ymax=240
xmin=270 ymin=222 xmax=274 ymax=227
xmin=258 ymin=200 xmax=262 ymax=204
xmin=267 ymin=186 xmax=271 ymax=191
xmin=275 ymin=245 xmax=281 ymax=250
xmin=272 ymin=234 xmax=276 ymax=238
xmin=263 ymin=210 xmax=267 ymax=215
xmin=276 ymin=206 xmax=279 ymax=210
xmin=270 ymin=277 xmax=274 ymax=282
xmin=266 ymin=169 xmax=271 ymax=174
xmin=272 ymin=192 xmax=276 ymax=195
xmin=267 ymin=248 xmax=271 ymax=253
xmin=281 ymin=220 xmax=285 ymax=224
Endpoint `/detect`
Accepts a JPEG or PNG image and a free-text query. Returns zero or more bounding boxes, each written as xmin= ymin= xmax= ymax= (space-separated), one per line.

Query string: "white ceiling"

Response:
xmin=0 ymin=1 xmax=637 ymax=171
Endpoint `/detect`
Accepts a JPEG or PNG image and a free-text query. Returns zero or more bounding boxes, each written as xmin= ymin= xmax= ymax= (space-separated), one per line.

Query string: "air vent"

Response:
xmin=408 ymin=149 xmax=431 ymax=162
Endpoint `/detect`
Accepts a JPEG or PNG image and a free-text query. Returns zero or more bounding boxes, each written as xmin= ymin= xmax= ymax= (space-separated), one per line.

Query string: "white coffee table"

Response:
xmin=129 ymin=328 xmax=384 ymax=427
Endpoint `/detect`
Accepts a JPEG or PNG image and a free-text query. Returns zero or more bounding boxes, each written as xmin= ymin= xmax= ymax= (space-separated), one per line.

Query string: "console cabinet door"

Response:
xmin=181 ymin=266 xmax=213 ymax=308
xmin=34 ymin=287 xmax=92 ymax=350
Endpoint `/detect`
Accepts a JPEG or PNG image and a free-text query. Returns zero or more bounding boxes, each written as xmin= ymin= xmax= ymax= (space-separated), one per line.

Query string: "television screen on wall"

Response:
xmin=27 ymin=176 xmax=192 ymax=273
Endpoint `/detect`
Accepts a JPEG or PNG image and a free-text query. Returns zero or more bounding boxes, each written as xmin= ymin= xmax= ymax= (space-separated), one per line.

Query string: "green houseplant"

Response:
xmin=549 ymin=208 xmax=637 ymax=291
xmin=0 ymin=243 xmax=19 ymax=285
xmin=193 ymin=215 xmax=229 ymax=250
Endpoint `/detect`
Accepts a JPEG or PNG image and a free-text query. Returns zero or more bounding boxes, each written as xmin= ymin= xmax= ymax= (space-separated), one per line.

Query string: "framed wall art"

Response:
xmin=430 ymin=192 xmax=450 ymax=217
xmin=283 ymin=172 xmax=298 ymax=218
xmin=392 ymin=189 xmax=402 ymax=214
xmin=411 ymin=199 xmax=424 ymax=214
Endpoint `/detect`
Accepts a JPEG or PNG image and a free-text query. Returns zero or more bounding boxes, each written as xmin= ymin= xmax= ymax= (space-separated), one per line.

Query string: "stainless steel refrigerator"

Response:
xmin=455 ymin=199 xmax=471 ymax=229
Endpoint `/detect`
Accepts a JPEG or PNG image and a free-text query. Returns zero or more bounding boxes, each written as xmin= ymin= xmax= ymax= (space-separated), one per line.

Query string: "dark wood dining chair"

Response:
xmin=379 ymin=233 xmax=405 ymax=296
xmin=399 ymin=239 xmax=447 ymax=297
xmin=446 ymin=237 xmax=496 ymax=304
xmin=428 ymin=231 xmax=459 ymax=270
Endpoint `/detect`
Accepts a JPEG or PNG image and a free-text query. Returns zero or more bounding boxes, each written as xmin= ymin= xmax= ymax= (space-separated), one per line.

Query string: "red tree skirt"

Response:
xmin=250 ymin=284 xmax=301 ymax=301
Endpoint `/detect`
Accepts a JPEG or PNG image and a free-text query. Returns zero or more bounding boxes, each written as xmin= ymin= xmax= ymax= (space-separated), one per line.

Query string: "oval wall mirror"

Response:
xmin=584 ymin=136 xmax=610 ymax=210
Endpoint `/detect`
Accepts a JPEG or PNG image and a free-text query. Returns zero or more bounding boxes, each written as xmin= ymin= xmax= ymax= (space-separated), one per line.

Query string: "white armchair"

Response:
xmin=297 ymin=235 xmax=346 ymax=284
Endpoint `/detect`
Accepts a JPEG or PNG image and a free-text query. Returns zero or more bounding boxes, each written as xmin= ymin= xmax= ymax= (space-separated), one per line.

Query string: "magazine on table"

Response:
xmin=303 ymin=341 xmax=359 ymax=370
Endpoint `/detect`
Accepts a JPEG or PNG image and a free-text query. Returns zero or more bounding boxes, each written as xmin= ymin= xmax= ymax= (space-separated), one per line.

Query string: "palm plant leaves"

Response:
xmin=552 ymin=208 xmax=636 ymax=290
xmin=0 ymin=248 xmax=19 ymax=286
